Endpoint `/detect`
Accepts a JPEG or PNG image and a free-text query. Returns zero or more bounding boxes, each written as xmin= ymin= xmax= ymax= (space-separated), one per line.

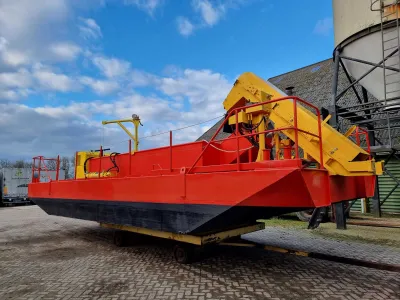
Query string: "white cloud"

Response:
xmin=1 ymin=49 xmax=29 ymax=66
xmin=0 ymin=69 xmax=32 ymax=88
xmin=313 ymin=17 xmax=333 ymax=36
xmin=78 ymin=18 xmax=102 ymax=40
xmin=177 ymin=17 xmax=195 ymax=37
xmin=123 ymin=0 xmax=164 ymax=16
xmin=131 ymin=69 xmax=158 ymax=87
xmin=0 ymin=36 xmax=8 ymax=51
xmin=113 ymin=93 xmax=178 ymax=122
xmin=177 ymin=0 xmax=247 ymax=36
xmin=80 ymin=76 xmax=119 ymax=95
xmin=0 ymin=0 xmax=69 ymax=66
xmin=33 ymin=70 xmax=80 ymax=93
xmin=0 ymin=66 xmax=234 ymax=158
xmin=0 ymin=102 xmax=111 ymax=159
xmin=0 ymin=90 xmax=19 ymax=101
xmin=194 ymin=0 xmax=224 ymax=27
xmin=49 ymin=42 xmax=81 ymax=61
xmin=0 ymin=0 xmax=69 ymax=41
xmin=157 ymin=69 xmax=231 ymax=123
xmin=92 ymin=55 xmax=131 ymax=78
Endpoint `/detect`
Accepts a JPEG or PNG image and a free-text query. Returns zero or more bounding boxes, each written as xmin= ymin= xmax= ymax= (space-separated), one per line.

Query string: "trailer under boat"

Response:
xmin=28 ymin=72 xmax=382 ymax=261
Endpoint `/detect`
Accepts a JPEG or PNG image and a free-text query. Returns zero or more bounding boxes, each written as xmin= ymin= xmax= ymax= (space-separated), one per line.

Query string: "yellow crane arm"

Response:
xmin=102 ymin=115 xmax=142 ymax=152
xmin=223 ymin=72 xmax=383 ymax=176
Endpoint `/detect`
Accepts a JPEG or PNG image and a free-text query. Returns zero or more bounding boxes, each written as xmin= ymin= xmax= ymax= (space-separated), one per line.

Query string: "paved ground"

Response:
xmin=245 ymin=228 xmax=400 ymax=265
xmin=0 ymin=206 xmax=399 ymax=300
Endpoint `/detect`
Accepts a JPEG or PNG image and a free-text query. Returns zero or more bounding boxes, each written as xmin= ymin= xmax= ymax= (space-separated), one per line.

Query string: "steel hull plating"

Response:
xmin=32 ymin=198 xmax=306 ymax=234
xmin=28 ymin=166 xmax=375 ymax=234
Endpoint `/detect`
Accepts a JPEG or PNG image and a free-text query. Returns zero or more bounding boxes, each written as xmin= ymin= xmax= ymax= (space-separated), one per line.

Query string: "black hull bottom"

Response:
xmin=32 ymin=198 xmax=309 ymax=235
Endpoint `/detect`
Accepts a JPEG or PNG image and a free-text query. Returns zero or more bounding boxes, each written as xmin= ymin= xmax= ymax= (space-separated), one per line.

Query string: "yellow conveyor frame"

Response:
xmin=223 ymin=72 xmax=383 ymax=176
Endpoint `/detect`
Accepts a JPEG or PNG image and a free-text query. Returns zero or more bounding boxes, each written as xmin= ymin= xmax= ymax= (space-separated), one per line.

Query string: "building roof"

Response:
xmin=197 ymin=58 xmax=398 ymax=147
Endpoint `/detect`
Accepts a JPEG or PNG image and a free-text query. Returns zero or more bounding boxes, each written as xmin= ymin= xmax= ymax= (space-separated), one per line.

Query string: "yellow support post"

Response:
xmin=102 ymin=114 xmax=142 ymax=152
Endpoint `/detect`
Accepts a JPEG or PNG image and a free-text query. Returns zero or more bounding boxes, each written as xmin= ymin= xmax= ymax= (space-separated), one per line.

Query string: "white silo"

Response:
xmin=333 ymin=0 xmax=400 ymax=111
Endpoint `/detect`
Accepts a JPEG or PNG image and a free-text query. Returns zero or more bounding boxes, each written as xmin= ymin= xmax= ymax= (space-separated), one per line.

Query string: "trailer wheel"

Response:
xmin=113 ymin=230 xmax=127 ymax=247
xmin=296 ymin=210 xmax=313 ymax=222
xmin=173 ymin=244 xmax=194 ymax=264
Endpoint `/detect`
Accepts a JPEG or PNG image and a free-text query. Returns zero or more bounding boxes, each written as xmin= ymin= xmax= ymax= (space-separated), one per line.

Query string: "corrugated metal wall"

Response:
xmin=351 ymin=158 xmax=400 ymax=213
xmin=378 ymin=158 xmax=400 ymax=213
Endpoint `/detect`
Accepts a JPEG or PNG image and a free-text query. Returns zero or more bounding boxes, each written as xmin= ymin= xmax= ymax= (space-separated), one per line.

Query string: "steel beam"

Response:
xmin=339 ymin=58 xmax=364 ymax=104
xmin=336 ymin=48 xmax=399 ymax=101
xmin=340 ymin=55 xmax=400 ymax=72
xmin=330 ymin=49 xmax=340 ymax=128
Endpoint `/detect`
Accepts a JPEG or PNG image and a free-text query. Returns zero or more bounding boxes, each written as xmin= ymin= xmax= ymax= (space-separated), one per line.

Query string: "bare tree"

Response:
xmin=45 ymin=160 xmax=57 ymax=171
xmin=61 ymin=156 xmax=71 ymax=179
xmin=14 ymin=160 xmax=25 ymax=168
xmin=0 ymin=159 xmax=12 ymax=168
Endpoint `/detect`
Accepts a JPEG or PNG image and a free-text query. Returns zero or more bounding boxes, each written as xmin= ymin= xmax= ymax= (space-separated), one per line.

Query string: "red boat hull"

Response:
xmin=29 ymin=162 xmax=375 ymax=234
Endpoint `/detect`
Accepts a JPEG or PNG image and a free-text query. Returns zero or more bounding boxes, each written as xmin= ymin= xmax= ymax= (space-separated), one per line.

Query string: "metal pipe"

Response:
xmin=317 ymin=110 xmax=324 ymax=169
xmin=31 ymin=158 xmax=35 ymax=183
xmin=372 ymin=125 xmax=400 ymax=130
xmin=331 ymin=49 xmax=340 ymax=127
xmin=340 ymin=55 xmax=400 ymax=72
xmin=338 ymin=110 xmax=398 ymax=119
xmin=293 ymin=99 xmax=299 ymax=159
xmin=170 ymin=131 xmax=173 ymax=172
xmin=129 ymin=140 xmax=132 ymax=176
xmin=187 ymin=108 xmax=235 ymax=174
xmin=98 ymin=146 xmax=102 ymax=178
xmin=355 ymin=128 xmax=361 ymax=146
xmin=338 ymin=96 xmax=400 ymax=109
xmin=38 ymin=157 xmax=41 ymax=182
xmin=353 ymin=115 xmax=400 ymax=125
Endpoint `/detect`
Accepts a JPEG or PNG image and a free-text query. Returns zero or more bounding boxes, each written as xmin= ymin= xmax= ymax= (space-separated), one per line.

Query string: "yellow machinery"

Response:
xmin=75 ymin=115 xmax=142 ymax=179
xmin=75 ymin=151 xmax=112 ymax=179
xmin=223 ymin=72 xmax=384 ymax=176
xmin=102 ymin=114 xmax=142 ymax=152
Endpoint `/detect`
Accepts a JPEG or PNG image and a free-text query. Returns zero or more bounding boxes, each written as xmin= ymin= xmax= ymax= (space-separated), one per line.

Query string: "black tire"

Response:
xmin=113 ymin=230 xmax=127 ymax=247
xmin=296 ymin=210 xmax=313 ymax=222
xmin=173 ymin=244 xmax=194 ymax=264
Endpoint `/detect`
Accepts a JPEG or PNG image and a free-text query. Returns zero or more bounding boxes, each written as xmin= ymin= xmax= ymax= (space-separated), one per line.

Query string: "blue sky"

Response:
xmin=0 ymin=0 xmax=334 ymax=159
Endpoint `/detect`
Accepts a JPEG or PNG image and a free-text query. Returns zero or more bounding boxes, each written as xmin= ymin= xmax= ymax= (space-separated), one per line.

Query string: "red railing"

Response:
xmin=350 ymin=126 xmax=371 ymax=157
xmin=187 ymin=96 xmax=324 ymax=174
xmin=31 ymin=156 xmax=60 ymax=183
